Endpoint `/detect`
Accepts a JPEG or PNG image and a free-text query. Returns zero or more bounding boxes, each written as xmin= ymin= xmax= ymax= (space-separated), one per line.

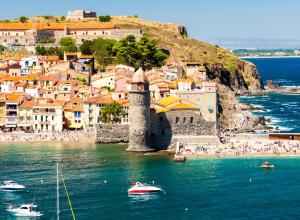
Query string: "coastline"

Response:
xmin=0 ymin=131 xmax=96 ymax=144
xmin=240 ymin=55 xmax=300 ymax=59
xmin=185 ymin=152 xmax=300 ymax=159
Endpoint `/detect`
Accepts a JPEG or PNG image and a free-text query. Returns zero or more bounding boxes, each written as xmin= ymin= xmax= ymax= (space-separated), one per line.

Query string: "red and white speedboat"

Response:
xmin=128 ymin=182 xmax=163 ymax=195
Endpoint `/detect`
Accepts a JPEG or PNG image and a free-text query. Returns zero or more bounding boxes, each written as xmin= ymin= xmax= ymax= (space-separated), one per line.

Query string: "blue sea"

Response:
xmin=241 ymin=57 xmax=300 ymax=132
xmin=2 ymin=144 xmax=300 ymax=220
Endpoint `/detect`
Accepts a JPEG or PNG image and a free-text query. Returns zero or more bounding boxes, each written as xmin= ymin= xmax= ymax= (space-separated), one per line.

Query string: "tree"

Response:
xmin=91 ymin=38 xmax=116 ymax=69
xmin=35 ymin=46 xmax=63 ymax=59
xmin=60 ymin=16 xmax=65 ymax=21
xmin=0 ymin=45 xmax=5 ymax=53
xmin=19 ymin=16 xmax=28 ymax=23
xmin=113 ymin=35 xmax=169 ymax=70
xmin=100 ymin=101 xmax=126 ymax=124
xmin=59 ymin=37 xmax=77 ymax=52
xmin=35 ymin=45 xmax=47 ymax=55
xmin=79 ymin=40 xmax=93 ymax=55
xmin=75 ymin=77 xmax=87 ymax=85
xmin=98 ymin=15 xmax=111 ymax=22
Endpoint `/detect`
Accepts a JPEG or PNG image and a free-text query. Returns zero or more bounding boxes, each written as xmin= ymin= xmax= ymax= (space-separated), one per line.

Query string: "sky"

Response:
xmin=1 ymin=0 xmax=300 ymax=47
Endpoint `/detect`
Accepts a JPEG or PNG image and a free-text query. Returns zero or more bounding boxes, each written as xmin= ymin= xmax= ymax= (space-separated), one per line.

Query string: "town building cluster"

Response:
xmin=0 ymin=53 xmax=218 ymax=135
xmin=0 ymin=19 xmax=142 ymax=47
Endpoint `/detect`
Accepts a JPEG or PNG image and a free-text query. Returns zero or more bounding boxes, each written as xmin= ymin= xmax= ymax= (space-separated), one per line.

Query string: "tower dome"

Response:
xmin=132 ymin=68 xmax=148 ymax=83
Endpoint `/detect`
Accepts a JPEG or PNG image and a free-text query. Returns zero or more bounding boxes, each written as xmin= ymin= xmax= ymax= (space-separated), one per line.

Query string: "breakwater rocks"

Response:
xmin=95 ymin=124 xmax=129 ymax=144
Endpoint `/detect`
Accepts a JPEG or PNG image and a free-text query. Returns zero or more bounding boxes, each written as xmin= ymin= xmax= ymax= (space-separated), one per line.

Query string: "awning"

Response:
xmin=68 ymin=125 xmax=83 ymax=129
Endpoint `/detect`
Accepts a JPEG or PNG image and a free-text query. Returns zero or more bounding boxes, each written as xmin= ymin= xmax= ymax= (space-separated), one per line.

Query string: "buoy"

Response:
xmin=41 ymin=180 xmax=44 ymax=183
xmin=185 ymin=208 xmax=189 ymax=213
xmin=249 ymin=178 xmax=252 ymax=183
xmin=104 ymin=180 xmax=107 ymax=184
xmin=152 ymin=180 xmax=155 ymax=184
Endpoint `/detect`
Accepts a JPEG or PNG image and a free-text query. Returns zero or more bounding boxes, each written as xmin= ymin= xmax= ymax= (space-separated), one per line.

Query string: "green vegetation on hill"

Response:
xmin=113 ymin=16 xmax=242 ymax=74
xmin=98 ymin=15 xmax=112 ymax=22
xmin=80 ymin=35 xmax=169 ymax=70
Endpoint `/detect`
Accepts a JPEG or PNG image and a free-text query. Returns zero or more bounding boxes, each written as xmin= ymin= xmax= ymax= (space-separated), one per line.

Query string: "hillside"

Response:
xmin=1 ymin=15 xmax=264 ymax=129
xmin=114 ymin=16 xmax=264 ymax=129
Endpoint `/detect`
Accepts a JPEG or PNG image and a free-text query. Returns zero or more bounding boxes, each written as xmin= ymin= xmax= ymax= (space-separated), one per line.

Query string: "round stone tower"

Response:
xmin=127 ymin=68 xmax=154 ymax=152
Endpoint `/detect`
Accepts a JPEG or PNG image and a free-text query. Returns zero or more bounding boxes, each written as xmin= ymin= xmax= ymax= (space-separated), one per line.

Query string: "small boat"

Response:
xmin=7 ymin=204 xmax=43 ymax=217
xmin=260 ymin=161 xmax=275 ymax=169
xmin=128 ymin=182 xmax=163 ymax=195
xmin=0 ymin=181 xmax=25 ymax=191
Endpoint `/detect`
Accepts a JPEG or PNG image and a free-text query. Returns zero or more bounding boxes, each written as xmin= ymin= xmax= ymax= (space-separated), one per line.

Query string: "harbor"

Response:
xmin=2 ymin=143 xmax=300 ymax=219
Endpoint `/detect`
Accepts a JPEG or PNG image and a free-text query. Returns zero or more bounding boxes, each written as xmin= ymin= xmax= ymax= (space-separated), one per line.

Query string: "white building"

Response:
xmin=67 ymin=10 xmax=97 ymax=20
xmin=32 ymin=102 xmax=63 ymax=131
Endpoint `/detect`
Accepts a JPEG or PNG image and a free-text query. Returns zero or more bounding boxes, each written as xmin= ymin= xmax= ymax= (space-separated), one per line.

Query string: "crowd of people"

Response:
xmin=0 ymin=130 xmax=95 ymax=143
xmin=182 ymin=137 xmax=300 ymax=158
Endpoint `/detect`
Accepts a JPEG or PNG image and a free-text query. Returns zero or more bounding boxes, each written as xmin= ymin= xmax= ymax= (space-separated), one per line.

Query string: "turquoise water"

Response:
xmin=1 ymin=144 xmax=300 ymax=219
xmin=241 ymin=58 xmax=300 ymax=132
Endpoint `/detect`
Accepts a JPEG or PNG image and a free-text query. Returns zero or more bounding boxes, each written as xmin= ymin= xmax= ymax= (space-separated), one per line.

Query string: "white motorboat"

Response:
xmin=0 ymin=181 xmax=25 ymax=191
xmin=7 ymin=204 xmax=43 ymax=217
xmin=260 ymin=161 xmax=275 ymax=169
xmin=128 ymin=182 xmax=163 ymax=195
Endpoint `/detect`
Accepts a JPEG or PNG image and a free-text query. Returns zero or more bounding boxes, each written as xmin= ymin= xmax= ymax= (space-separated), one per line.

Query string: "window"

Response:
xmin=190 ymin=117 xmax=194 ymax=124
xmin=175 ymin=117 xmax=179 ymax=124
xmin=183 ymin=117 xmax=186 ymax=123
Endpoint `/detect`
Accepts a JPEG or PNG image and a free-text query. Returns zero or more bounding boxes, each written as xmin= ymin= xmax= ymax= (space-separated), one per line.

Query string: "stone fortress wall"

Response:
xmin=95 ymin=124 xmax=129 ymax=143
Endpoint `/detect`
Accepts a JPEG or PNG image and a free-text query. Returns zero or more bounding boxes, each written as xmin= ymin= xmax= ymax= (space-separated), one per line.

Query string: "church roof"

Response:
xmin=156 ymin=95 xmax=181 ymax=107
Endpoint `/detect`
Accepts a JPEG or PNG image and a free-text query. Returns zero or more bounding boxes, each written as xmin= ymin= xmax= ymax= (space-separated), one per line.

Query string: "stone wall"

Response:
xmin=151 ymin=109 xmax=217 ymax=150
xmin=95 ymin=124 xmax=129 ymax=143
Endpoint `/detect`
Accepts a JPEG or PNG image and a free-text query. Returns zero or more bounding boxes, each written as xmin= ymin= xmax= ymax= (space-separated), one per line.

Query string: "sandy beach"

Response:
xmin=0 ymin=131 xmax=96 ymax=144
xmin=181 ymin=133 xmax=300 ymax=159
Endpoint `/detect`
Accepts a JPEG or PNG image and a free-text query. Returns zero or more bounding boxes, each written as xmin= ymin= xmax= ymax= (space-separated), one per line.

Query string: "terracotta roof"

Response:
xmin=78 ymin=55 xmax=93 ymax=59
xmin=8 ymin=63 xmax=21 ymax=69
xmin=5 ymin=93 xmax=24 ymax=103
xmin=39 ymin=75 xmax=53 ymax=81
xmin=116 ymin=99 xmax=129 ymax=107
xmin=84 ymin=96 xmax=98 ymax=104
xmin=72 ymin=105 xmax=84 ymax=112
xmin=34 ymin=103 xmax=62 ymax=108
xmin=96 ymin=96 xmax=113 ymax=104
xmin=15 ymin=81 xmax=27 ymax=87
xmin=70 ymin=97 xmax=83 ymax=104
xmin=40 ymin=56 xmax=60 ymax=62
xmin=19 ymin=100 xmax=36 ymax=109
